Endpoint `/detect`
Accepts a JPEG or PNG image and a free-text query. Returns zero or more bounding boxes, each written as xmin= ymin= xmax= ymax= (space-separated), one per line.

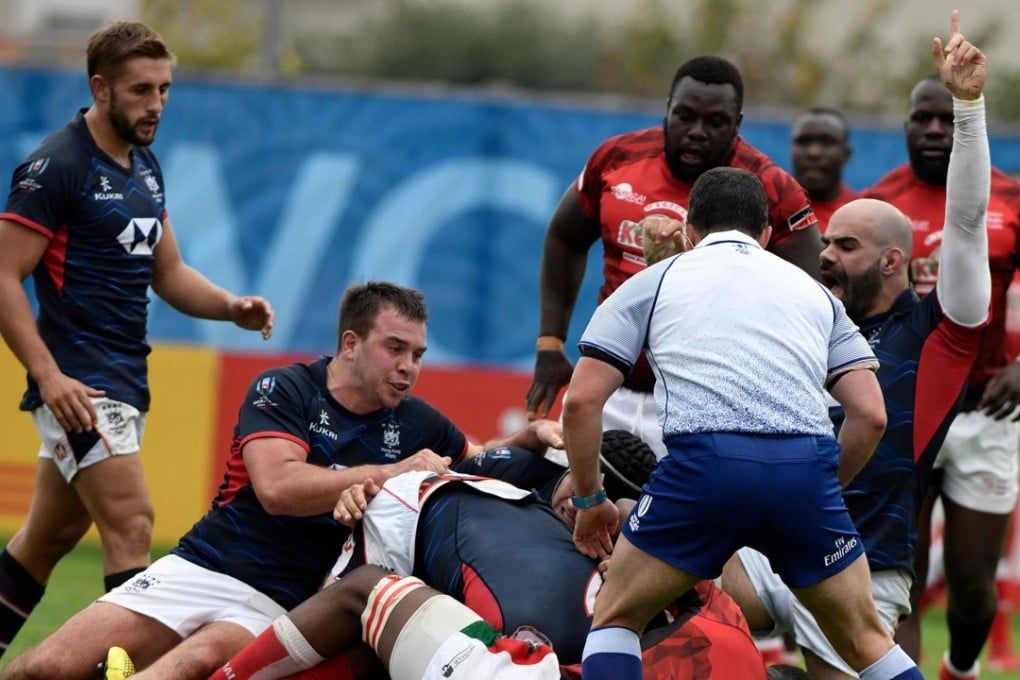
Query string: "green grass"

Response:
xmin=1 ymin=539 xmax=1019 ymax=677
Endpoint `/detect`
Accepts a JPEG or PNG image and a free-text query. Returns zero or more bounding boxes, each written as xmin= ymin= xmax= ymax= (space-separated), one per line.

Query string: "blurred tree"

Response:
xmin=297 ymin=0 xmax=602 ymax=91
xmin=139 ymin=0 xmax=1015 ymax=121
xmin=141 ymin=0 xmax=299 ymax=74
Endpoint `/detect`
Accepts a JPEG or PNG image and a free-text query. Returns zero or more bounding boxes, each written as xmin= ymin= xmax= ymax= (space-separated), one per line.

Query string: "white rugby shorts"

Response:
xmin=737 ymin=547 xmax=910 ymax=677
xmin=935 ymin=409 xmax=1020 ymax=514
xmin=34 ymin=398 xmax=146 ymax=482
xmin=99 ymin=554 xmax=286 ymax=637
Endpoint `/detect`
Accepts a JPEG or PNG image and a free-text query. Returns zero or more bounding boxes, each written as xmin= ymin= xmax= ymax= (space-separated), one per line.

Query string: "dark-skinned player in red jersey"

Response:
xmin=526 ymin=55 xmax=822 ymax=462
xmin=790 ymin=107 xmax=857 ymax=233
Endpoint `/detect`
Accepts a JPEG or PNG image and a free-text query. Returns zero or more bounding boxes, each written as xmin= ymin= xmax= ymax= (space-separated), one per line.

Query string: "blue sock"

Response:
xmin=581 ymin=626 xmax=642 ymax=680
xmin=858 ymin=645 xmax=923 ymax=680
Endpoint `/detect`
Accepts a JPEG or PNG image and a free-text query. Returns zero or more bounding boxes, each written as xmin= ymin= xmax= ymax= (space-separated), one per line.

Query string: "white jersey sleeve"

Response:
xmin=578 ymin=257 xmax=677 ymax=370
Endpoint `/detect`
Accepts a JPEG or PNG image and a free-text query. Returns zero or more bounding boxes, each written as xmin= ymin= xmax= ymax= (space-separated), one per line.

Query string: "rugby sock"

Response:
xmin=858 ymin=644 xmax=923 ymax=679
xmin=210 ymin=615 xmax=326 ymax=680
xmin=0 ymin=548 xmax=45 ymax=658
xmin=104 ymin=566 xmax=145 ymax=592
xmin=581 ymin=626 xmax=642 ymax=680
xmin=272 ymin=654 xmax=355 ymax=679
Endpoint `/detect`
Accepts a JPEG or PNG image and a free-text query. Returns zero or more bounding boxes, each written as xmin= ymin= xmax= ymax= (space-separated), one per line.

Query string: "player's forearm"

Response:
xmin=255 ymin=461 xmax=403 ymax=517
xmin=538 ymin=237 xmax=588 ymax=338
xmin=0 ymin=277 xmax=62 ymax=382
xmin=937 ymin=96 xmax=991 ymax=326
xmin=562 ymin=399 xmax=604 ymax=497
xmin=836 ymin=414 xmax=884 ymax=487
xmin=152 ymin=262 xmax=237 ymax=321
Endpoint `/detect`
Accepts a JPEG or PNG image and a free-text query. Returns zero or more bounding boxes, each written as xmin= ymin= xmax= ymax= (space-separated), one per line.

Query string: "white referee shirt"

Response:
xmin=578 ymin=230 xmax=875 ymax=438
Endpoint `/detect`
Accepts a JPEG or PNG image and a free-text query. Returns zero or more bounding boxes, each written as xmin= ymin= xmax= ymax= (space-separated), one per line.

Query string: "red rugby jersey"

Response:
xmin=575 ymin=126 xmax=818 ymax=304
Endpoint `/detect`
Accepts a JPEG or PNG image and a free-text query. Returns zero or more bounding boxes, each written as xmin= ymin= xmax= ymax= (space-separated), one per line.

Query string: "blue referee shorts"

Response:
xmin=621 ymin=432 xmax=863 ymax=588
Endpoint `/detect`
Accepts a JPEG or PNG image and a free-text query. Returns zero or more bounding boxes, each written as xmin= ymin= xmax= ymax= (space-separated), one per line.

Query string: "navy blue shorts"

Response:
xmin=621 ymin=432 xmax=863 ymax=588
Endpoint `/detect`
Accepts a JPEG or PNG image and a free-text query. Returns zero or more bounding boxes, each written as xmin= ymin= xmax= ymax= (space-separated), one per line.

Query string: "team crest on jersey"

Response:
xmin=144 ymin=173 xmax=161 ymax=195
xmin=116 ymin=218 xmax=162 ymax=255
xmin=617 ymin=219 xmax=643 ymax=249
xmin=644 ymin=201 xmax=686 ymax=219
xmin=381 ymin=421 xmax=401 ymax=457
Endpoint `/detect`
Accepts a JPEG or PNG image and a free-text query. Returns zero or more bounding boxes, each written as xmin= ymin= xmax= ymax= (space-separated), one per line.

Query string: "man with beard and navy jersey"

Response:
xmin=859 ymin=27 xmax=1020 ymax=680
xmin=723 ymin=11 xmax=992 ymax=679
xmin=1 ymin=282 xmax=564 ymax=680
xmin=527 ymin=54 xmax=822 ymax=461
xmin=0 ymin=21 xmax=274 ymax=662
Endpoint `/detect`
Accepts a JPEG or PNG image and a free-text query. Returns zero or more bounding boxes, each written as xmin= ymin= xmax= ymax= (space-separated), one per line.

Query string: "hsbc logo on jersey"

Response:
xmin=116 ymin=218 xmax=162 ymax=255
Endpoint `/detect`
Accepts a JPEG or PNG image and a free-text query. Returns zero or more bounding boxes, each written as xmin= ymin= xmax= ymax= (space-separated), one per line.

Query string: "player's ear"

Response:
xmin=89 ymin=74 xmax=109 ymax=102
xmin=883 ymin=248 xmax=905 ymax=274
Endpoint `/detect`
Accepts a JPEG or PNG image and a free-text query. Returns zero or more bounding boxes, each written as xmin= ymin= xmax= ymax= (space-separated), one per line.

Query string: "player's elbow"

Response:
xmin=562 ymin=387 xmax=601 ymax=426
xmin=253 ymin=482 xmax=292 ymax=515
xmin=850 ymin=403 xmax=887 ymax=445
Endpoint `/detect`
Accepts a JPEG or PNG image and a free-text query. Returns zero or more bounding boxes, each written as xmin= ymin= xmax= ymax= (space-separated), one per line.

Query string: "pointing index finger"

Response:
xmin=949 ymin=8 xmax=960 ymax=37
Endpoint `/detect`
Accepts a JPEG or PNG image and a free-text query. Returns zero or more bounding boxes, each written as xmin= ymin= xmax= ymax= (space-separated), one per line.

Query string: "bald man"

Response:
xmin=722 ymin=15 xmax=992 ymax=678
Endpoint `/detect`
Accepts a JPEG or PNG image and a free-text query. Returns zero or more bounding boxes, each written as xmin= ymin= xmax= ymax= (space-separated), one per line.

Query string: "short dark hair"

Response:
xmin=668 ymin=56 xmax=744 ymax=112
xmin=686 ymin=167 xmax=768 ymax=238
xmin=337 ymin=281 xmax=428 ymax=350
xmin=798 ymin=106 xmax=849 ymax=131
xmin=87 ymin=21 xmax=175 ymax=80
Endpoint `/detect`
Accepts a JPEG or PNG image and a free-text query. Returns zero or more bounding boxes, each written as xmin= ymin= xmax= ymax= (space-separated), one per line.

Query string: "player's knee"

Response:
xmin=947 ymin=579 xmax=997 ymax=619
xmin=0 ymin=645 xmax=78 ymax=679
xmin=98 ymin=512 xmax=153 ymax=564
xmin=18 ymin=518 xmax=89 ymax=564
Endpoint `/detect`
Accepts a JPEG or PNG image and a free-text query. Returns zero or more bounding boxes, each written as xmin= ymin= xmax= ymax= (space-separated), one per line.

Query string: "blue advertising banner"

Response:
xmin=2 ymin=66 xmax=1019 ymax=368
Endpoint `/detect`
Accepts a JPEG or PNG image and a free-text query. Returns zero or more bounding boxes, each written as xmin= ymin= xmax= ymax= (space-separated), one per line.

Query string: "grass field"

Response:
xmin=1 ymin=539 xmax=1019 ymax=678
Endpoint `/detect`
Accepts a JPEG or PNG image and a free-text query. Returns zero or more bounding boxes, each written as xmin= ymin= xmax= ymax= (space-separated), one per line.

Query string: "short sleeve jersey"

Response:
xmin=579 ymin=231 xmax=874 ymax=436
xmin=830 ymin=288 xmax=983 ymax=575
xmin=172 ymin=356 xmax=468 ymax=610
xmin=862 ymin=164 xmax=1020 ymax=385
xmin=575 ymin=128 xmax=818 ymax=304
xmin=0 ymin=110 xmax=168 ymax=412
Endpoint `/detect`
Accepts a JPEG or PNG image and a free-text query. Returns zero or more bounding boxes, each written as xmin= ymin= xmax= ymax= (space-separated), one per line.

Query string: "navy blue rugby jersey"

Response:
xmin=415 ymin=488 xmax=599 ymax=664
xmin=1 ymin=110 xmax=167 ymax=412
xmin=173 ymin=356 xmax=468 ymax=610
xmin=830 ymin=288 xmax=982 ymax=575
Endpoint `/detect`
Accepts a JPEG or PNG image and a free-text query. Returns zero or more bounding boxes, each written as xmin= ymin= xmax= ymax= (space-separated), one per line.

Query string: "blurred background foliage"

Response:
xmin=139 ymin=0 xmax=1015 ymax=120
